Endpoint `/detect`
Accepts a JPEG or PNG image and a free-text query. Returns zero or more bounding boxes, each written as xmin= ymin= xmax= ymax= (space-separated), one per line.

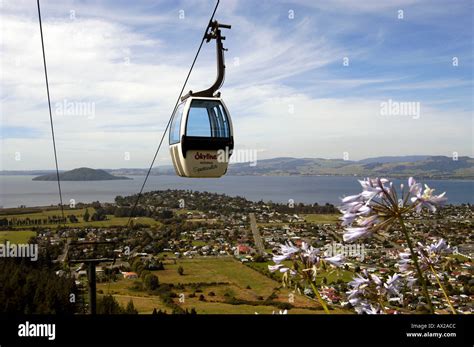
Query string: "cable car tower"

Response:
xmin=169 ymin=20 xmax=234 ymax=178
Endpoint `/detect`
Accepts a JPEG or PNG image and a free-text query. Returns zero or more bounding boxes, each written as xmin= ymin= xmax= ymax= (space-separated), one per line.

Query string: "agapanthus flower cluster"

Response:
xmin=269 ymin=241 xmax=344 ymax=277
xmin=269 ymin=242 xmax=344 ymax=287
xmin=398 ymin=238 xmax=452 ymax=279
xmin=399 ymin=238 xmax=458 ymax=313
xmin=346 ymin=270 xmax=403 ymax=314
xmin=269 ymin=241 xmax=345 ymax=313
xmin=339 ymin=177 xmax=447 ymax=243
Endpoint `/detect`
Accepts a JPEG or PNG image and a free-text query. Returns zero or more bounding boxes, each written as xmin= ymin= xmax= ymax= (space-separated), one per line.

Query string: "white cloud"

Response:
xmin=1 ymin=0 xmax=472 ymax=170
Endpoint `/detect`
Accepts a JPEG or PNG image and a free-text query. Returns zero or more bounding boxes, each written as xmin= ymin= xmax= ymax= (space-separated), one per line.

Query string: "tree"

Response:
xmin=177 ymin=266 xmax=184 ymax=276
xmin=124 ymin=300 xmax=138 ymax=314
xmin=0 ymin=258 xmax=77 ymax=314
xmin=91 ymin=208 xmax=107 ymax=221
xmin=144 ymin=274 xmax=159 ymax=291
xmin=97 ymin=295 xmax=122 ymax=314
xmin=160 ymin=210 xmax=174 ymax=219
xmin=83 ymin=209 xmax=90 ymax=222
xmin=68 ymin=215 xmax=78 ymax=223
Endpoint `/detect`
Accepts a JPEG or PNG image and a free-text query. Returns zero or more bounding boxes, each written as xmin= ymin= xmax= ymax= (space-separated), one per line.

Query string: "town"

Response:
xmin=0 ymin=190 xmax=472 ymax=314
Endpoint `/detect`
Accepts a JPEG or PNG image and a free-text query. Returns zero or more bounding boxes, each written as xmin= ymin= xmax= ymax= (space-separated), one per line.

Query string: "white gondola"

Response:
xmin=169 ymin=96 xmax=233 ymax=177
xmin=169 ymin=20 xmax=233 ymax=178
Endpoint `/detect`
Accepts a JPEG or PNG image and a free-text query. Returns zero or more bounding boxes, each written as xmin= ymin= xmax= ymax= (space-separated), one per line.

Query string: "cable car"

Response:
xmin=169 ymin=96 xmax=233 ymax=177
xmin=169 ymin=20 xmax=234 ymax=178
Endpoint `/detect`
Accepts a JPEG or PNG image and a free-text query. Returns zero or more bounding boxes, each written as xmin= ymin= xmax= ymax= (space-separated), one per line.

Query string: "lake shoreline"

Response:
xmin=1 ymin=175 xmax=473 ymax=208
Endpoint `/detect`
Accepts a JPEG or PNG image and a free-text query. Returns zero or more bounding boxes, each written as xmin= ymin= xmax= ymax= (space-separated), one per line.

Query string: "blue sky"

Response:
xmin=1 ymin=0 xmax=473 ymax=170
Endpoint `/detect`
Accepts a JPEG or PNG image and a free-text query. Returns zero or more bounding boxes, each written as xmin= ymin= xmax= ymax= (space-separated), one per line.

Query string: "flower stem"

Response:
xmin=397 ymin=216 xmax=434 ymax=313
xmin=378 ymin=298 xmax=388 ymax=314
xmin=309 ymin=281 xmax=330 ymax=314
xmin=429 ymin=264 xmax=457 ymax=314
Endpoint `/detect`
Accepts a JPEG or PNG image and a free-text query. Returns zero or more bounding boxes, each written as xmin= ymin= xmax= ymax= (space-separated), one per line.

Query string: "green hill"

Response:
xmin=33 ymin=167 xmax=131 ymax=181
xmin=227 ymin=156 xmax=474 ymax=179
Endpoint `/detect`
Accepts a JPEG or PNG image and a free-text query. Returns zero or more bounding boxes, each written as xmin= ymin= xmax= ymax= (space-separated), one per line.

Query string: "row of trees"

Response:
xmin=96 ymin=295 xmax=138 ymax=314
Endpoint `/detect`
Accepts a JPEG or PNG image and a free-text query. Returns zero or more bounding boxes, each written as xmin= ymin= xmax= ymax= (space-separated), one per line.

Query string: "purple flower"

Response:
xmin=410 ymin=183 xmax=447 ymax=213
xmin=343 ymin=227 xmax=370 ymax=242
xmin=384 ymin=274 xmax=402 ymax=296
xmin=268 ymin=264 xmax=284 ymax=272
xmin=416 ymin=238 xmax=451 ymax=266
xmin=340 ymin=177 xmax=448 ymax=243
xmin=323 ymin=254 xmax=345 ymax=267
xmin=301 ymin=242 xmax=319 ymax=263
xmin=272 ymin=241 xmax=300 ymax=263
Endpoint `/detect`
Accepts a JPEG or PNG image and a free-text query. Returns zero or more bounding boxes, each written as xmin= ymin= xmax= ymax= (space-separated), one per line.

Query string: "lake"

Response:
xmin=0 ymin=175 xmax=473 ymax=208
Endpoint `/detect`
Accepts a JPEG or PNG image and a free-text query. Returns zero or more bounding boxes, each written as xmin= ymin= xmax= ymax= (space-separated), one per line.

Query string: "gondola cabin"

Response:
xmin=169 ymin=96 xmax=234 ymax=177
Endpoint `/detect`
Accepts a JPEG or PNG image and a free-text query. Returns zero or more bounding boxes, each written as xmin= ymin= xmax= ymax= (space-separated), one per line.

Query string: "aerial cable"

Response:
xmin=126 ymin=0 xmax=221 ymax=227
xmin=37 ymin=0 xmax=65 ymax=223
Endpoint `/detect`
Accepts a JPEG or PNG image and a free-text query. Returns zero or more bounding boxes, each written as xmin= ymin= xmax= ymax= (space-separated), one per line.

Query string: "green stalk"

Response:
xmin=378 ymin=297 xmax=388 ymax=314
xmin=429 ymin=264 xmax=457 ymax=314
xmin=309 ymin=281 xmax=330 ymax=314
xmin=397 ymin=216 xmax=434 ymax=313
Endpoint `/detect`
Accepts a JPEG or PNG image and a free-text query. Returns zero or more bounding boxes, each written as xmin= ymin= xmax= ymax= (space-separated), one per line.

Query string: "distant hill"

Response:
xmin=4 ymin=155 xmax=472 ymax=180
xmin=32 ymin=167 xmax=131 ymax=181
xmin=227 ymin=155 xmax=474 ymax=179
xmin=358 ymin=155 xmax=430 ymax=164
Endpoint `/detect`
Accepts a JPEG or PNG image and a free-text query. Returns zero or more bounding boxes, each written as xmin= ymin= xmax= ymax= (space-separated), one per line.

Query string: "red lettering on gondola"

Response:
xmin=194 ymin=152 xmax=217 ymax=160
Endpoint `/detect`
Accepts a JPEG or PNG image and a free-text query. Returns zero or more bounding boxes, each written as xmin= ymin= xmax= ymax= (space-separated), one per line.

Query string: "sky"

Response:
xmin=1 ymin=0 xmax=473 ymax=170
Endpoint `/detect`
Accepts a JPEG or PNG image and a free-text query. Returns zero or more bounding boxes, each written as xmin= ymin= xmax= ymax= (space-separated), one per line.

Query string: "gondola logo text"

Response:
xmin=194 ymin=152 xmax=218 ymax=160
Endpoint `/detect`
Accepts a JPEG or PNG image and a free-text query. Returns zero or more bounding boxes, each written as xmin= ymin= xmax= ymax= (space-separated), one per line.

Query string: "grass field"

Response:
xmin=102 ymin=293 xmax=170 ymax=314
xmin=97 ymin=257 xmax=347 ymax=314
xmin=257 ymin=213 xmax=340 ymax=227
xmin=3 ymin=207 xmax=90 ymax=219
xmin=301 ymin=213 xmax=340 ymax=224
xmin=0 ymin=230 xmax=36 ymax=243
xmin=248 ymin=260 xmax=353 ymax=284
xmin=1 ymin=207 xmax=161 ymax=228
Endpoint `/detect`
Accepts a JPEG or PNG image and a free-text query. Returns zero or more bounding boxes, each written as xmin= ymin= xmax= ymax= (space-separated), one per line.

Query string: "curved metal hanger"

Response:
xmin=181 ymin=20 xmax=231 ymax=101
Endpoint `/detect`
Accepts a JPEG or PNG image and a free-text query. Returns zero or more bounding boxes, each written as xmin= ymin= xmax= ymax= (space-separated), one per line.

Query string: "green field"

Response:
xmin=1 ymin=207 xmax=161 ymax=228
xmin=257 ymin=213 xmax=340 ymax=227
xmin=248 ymin=260 xmax=353 ymax=284
xmin=301 ymin=214 xmax=340 ymax=224
xmin=0 ymin=230 xmax=37 ymax=243
xmin=97 ymin=257 xmax=347 ymax=314
xmin=2 ymin=207 xmax=89 ymax=219
xmin=100 ymin=293 xmax=170 ymax=314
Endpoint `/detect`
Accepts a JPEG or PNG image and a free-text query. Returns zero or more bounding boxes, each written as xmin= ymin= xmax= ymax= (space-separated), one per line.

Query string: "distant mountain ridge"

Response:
xmin=225 ymin=155 xmax=474 ymax=179
xmin=357 ymin=155 xmax=431 ymax=164
xmin=32 ymin=167 xmax=131 ymax=181
xmin=3 ymin=155 xmax=472 ymax=179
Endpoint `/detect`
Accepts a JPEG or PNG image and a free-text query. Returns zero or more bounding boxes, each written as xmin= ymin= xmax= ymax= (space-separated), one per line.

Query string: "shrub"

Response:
xmin=144 ymin=274 xmax=159 ymax=291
